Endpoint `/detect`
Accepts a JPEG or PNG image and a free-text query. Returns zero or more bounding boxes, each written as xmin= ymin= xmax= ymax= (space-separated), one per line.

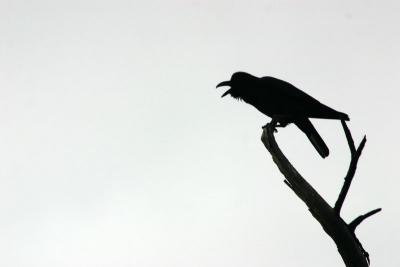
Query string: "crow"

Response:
xmin=217 ymin=71 xmax=349 ymax=158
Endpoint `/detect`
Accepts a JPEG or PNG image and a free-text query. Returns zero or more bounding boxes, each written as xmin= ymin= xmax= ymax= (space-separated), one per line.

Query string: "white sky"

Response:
xmin=0 ymin=0 xmax=399 ymax=266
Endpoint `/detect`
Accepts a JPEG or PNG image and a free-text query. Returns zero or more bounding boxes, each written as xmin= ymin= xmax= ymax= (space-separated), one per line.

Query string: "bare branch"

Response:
xmin=261 ymin=123 xmax=369 ymax=267
xmin=334 ymin=121 xmax=367 ymax=215
xmin=341 ymin=120 xmax=356 ymax=155
xmin=349 ymin=208 xmax=382 ymax=232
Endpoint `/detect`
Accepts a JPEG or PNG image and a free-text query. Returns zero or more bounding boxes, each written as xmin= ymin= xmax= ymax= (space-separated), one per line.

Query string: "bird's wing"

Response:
xmin=260 ymin=76 xmax=349 ymax=120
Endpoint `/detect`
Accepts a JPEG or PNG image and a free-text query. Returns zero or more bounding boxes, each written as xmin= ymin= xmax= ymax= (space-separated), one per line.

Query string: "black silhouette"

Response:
xmin=217 ymin=72 xmax=349 ymax=158
xmin=261 ymin=121 xmax=379 ymax=266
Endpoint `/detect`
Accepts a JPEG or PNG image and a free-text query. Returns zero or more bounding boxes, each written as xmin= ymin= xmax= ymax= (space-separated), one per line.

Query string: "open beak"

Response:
xmin=221 ymin=89 xmax=232 ymax=97
xmin=216 ymin=80 xmax=231 ymax=88
xmin=216 ymin=80 xmax=231 ymax=97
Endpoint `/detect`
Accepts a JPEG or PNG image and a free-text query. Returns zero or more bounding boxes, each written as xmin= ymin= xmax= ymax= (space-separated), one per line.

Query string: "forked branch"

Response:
xmin=261 ymin=122 xmax=380 ymax=267
xmin=334 ymin=120 xmax=367 ymax=215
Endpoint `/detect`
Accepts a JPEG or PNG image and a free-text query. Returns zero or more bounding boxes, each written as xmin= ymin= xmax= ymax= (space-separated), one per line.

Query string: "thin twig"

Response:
xmin=283 ymin=179 xmax=294 ymax=190
xmin=334 ymin=121 xmax=367 ymax=215
xmin=349 ymin=208 xmax=382 ymax=232
xmin=341 ymin=120 xmax=356 ymax=155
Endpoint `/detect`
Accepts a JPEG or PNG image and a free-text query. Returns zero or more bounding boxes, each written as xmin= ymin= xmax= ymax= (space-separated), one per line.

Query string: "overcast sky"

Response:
xmin=0 ymin=0 xmax=399 ymax=266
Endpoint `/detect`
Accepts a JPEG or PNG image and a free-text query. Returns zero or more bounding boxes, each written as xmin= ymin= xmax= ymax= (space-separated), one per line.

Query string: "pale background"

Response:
xmin=0 ymin=0 xmax=399 ymax=266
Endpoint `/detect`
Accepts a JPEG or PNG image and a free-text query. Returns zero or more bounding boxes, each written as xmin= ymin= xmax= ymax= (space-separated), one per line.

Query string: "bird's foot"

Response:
xmin=262 ymin=119 xmax=288 ymax=132
xmin=271 ymin=119 xmax=279 ymax=132
xmin=262 ymin=120 xmax=278 ymax=132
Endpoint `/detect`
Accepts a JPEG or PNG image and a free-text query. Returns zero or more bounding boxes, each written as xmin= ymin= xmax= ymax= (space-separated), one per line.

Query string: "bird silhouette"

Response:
xmin=217 ymin=72 xmax=349 ymax=158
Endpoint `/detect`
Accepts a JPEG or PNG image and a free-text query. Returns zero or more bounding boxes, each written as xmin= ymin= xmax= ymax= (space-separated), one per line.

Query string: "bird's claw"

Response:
xmin=262 ymin=123 xmax=278 ymax=132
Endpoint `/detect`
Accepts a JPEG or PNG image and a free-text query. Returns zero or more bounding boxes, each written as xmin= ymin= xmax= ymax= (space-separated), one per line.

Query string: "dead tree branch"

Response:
xmin=349 ymin=208 xmax=382 ymax=232
xmin=334 ymin=120 xmax=367 ymax=215
xmin=261 ymin=122 xmax=380 ymax=267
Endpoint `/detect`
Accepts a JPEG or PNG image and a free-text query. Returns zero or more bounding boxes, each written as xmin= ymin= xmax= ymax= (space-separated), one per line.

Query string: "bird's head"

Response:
xmin=216 ymin=71 xmax=257 ymax=99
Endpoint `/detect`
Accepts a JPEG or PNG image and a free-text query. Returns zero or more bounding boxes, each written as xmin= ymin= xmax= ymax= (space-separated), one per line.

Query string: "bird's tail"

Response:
xmin=294 ymin=119 xmax=329 ymax=158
